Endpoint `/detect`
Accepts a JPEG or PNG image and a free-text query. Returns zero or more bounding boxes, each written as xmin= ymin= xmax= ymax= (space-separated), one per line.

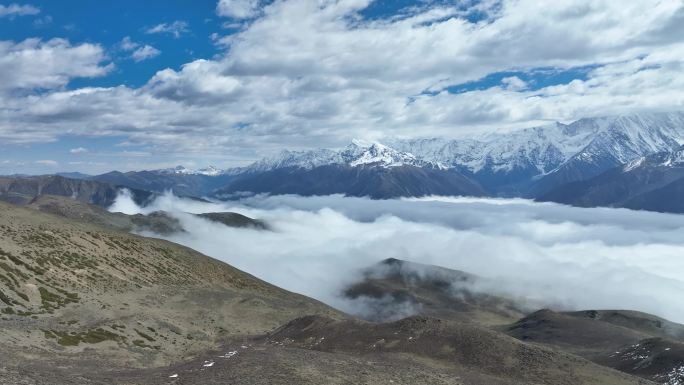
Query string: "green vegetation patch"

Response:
xmin=1 ymin=306 xmax=15 ymax=315
xmin=20 ymin=232 xmax=61 ymax=249
xmin=43 ymin=328 xmax=124 ymax=346
xmin=134 ymin=329 xmax=156 ymax=342
xmin=38 ymin=286 xmax=79 ymax=311
xmin=0 ymin=289 xmax=13 ymax=306
xmin=0 ymin=262 xmax=28 ymax=280
xmin=132 ymin=339 xmax=159 ymax=349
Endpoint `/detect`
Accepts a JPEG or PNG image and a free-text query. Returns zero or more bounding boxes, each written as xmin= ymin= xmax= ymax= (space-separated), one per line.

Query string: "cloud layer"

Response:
xmin=110 ymin=193 xmax=684 ymax=323
xmin=2 ymin=0 xmax=684 ymax=162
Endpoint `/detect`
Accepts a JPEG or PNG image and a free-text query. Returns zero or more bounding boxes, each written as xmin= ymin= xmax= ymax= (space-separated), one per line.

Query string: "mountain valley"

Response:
xmin=1 ymin=196 xmax=680 ymax=384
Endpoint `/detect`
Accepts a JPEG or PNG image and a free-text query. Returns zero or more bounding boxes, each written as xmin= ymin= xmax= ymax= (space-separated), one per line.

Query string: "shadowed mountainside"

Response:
xmin=214 ymin=164 xmax=486 ymax=200
xmin=344 ymin=258 xmax=529 ymax=325
xmin=0 ymin=175 xmax=154 ymax=208
xmin=506 ymin=309 xmax=684 ymax=384
xmin=27 ymin=195 xmax=267 ymax=234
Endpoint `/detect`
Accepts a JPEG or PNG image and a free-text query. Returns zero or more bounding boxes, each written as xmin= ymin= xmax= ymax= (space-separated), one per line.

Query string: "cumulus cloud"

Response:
xmin=0 ymin=38 xmax=111 ymax=93
xmin=110 ymin=193 xmax=684 ymax=324
xmin=501 ymin=76 xmax=527 ymax=91
xmin=3 ymin=0 xmax=684 ymax=158
xmin=217 ymin=0 xmax=260 ymax=19
xmin=146 ymin=21 xmax=189 ymax=38
xmin=0 ymin=3 xmax=39 ymax=18
xmin=131 ymin=45 xmax=161 ymax=62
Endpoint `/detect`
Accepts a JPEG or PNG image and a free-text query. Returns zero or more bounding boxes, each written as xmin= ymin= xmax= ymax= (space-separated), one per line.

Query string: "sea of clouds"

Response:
xmin=110 ymin=191 xmax=684 ymax=323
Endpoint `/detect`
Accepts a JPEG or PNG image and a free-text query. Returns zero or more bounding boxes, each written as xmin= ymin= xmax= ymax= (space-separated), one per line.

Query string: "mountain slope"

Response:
xmin=214 ymin=164 xmax=485 ymax=199
xmin=529 ymin=114 xmax=684 ymax=196
xmin=260 ymin=315 xmax=652 ymax=385
xmin=344 ymin=258 xmax=683 ymax=384
xmin=0 ymin=175 xmax=153 ymax=207
xmin=0 ymin=200 xmax=340 ymax=370
xmin=388 ymin=113 xmax=684 ymax=196
xmin=26 ymin=195 xmax=267 ymax=234
xmin=538 ymin=147 xmax=684 ymax=212
xmin=506 ymin=309 xmax=684 ymax=384
xmin=91 ymin=170 xmax=235 ymax=198
xmin=344 ymin=258 xmax=528 ymax=325
xmin=623 ymin=177 xmax=684 ymax=213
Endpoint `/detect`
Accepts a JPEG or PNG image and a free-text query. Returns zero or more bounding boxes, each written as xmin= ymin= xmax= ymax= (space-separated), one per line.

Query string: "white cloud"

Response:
xmin=34 ymin=159 xmax=57 ymax=166
xmin=217 ymin=0 xmax=260 ymax=19
xmin=501 ymin=76 xmax=527 ymax=91
xmin=131 ymin=45 xmax=161 ymax=62
xmin=69 ymin=147 xmax=88 ymax=154
xmin=0 ymin=3 xmax=39 ymax=18
xmin=119 ymin=36 xmax=139 ymax=51
xmin=0 ymin=38 xmax=111 ymax=92
xmin=111 ymin=193 xmax=684 ymax=324
xmin=146 ymin=21 xmax=189 ymax=38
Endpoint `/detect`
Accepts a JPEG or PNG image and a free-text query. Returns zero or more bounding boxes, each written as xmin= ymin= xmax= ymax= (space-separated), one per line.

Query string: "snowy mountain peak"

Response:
xmin=346 ymin=141 xmax=420 ymax=168
xmin=158 ymin=165 xmax=225 ymax=176
xmin=196 ymin=166 xmax=223 ymax=176
xmin=245 ymin=148 xmax=342 ymax=173
xmin=157 ymin=112 xmax=684 ymax=189
xmin=244 ymin=140 xmax=441 ymax=172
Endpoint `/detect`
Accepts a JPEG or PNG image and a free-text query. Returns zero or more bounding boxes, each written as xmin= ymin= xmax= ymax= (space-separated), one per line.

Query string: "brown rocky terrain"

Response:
xmin=0 ymin=199 xmax=339 ymax=377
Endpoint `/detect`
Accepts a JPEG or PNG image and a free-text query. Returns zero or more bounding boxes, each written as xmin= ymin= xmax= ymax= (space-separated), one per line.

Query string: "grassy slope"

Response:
xmin=0 ymin=200 xmax=340 ymax=368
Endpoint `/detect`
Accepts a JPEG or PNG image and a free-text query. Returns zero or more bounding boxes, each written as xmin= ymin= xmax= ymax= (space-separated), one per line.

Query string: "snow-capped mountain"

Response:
xmin=527 ymin=113 xmax=684 ymax=195
xmin=243 ymin=139 xmax=442 ymax=173
xmin=232 ymin=111 xmax=684 ymax=196
xmin=159 ymin=165 xmax=224 ymax=176
xmin=385 ymin=121 xmax=596 ymax=175
xmin=539 ymin=145 xmax=684 ymax=213
xmin=93 ymin=111 xmax=684 ymax=204
xmin=393 ymin=112 xmax=684 ymax=173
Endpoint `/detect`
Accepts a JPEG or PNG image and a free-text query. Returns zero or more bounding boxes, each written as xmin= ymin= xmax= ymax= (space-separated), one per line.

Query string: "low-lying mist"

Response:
xmin=110 ymin=191 xmax=684 ymax=323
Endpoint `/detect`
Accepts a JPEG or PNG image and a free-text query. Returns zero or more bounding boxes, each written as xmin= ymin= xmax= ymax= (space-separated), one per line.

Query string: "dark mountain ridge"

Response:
xmin=539 ymin=146 xmax=684 ymax=213
xmin=0 ymin=174 xmax=153 ymax=207
xmin=213 ymin=164 xmax=486 ymax=199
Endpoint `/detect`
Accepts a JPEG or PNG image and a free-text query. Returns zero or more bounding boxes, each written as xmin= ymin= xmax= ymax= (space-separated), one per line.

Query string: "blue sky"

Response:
xmin=0 ymin=0 xmax=222 ymax=88
xmin=1 ymin=0 xmax=683 ymax=174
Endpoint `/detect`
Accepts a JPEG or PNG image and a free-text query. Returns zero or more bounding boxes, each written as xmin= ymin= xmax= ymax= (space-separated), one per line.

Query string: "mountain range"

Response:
xmin=4 ymin=111 xmax=684 ymax=213
xmin=221 ymin=112 xmax=684 ymax=199
xmin=539 ymin=146 xmax=684 ymax=213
